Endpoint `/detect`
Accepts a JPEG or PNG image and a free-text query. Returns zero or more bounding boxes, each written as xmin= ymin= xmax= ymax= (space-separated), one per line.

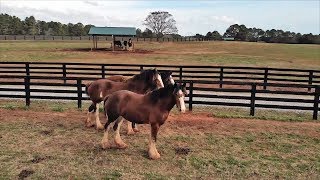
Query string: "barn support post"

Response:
xmin=250 ymin=83 xmax=257 ymax=116
xmin=188 ymin=82 xmax=193 ymax=111
xmin=308 ymin=71 xmax=313 ymax=91
xmin=95 ymin=36 xmax=98 ymax=49
xmin=112 ymin=35 xmax=115 ymax=51
xmin=77 ymin=78 xmax=82 ymax=109
xmin=24 ymin=76 xmax=30 ymax=107
xmin=219 ymin=67 xmax=224 ymax=88
xmin=62 ymin=64 xmax=67 ymax=84
xmin=313 ymin=86 xmax=320 ymax=120
xmin=263 ymin=69 xmax=268 ymax=90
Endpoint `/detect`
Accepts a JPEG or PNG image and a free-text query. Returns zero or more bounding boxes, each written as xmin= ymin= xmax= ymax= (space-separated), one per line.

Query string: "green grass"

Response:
xmin=1 ymin=40 xmax=319 ymax=69
xmin=0 ymin=99 xmax=317 ymax=122
xmin=0 ymin=113 xmax=319 ymax=179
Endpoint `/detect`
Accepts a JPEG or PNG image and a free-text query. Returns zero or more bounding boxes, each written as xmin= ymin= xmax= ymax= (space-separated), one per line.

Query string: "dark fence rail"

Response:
xmin=0 ymin=62 xmax=319 ymax=91
xmin=0 ymin=76 xmax=319 ymax=120
xmin=0 ymin=35 xmax=205 ymax=42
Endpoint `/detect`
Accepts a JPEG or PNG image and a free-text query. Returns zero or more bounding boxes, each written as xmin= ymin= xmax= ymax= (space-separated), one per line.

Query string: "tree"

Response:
xmin=136 ymin=28 xmax=142 ymax=37
xmin=24 ymin=16 xmax=37 ymax=35
xmin=142 ymin=28 xmax=153 ymax=38
xmin=211 ymin=31 xmax=222 ymax=40
xmin=143 ymin=11 xmax=178 ymax=38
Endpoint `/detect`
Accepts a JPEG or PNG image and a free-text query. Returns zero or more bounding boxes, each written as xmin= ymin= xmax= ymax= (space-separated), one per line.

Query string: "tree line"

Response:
xmin=0 ymin=13 xmax=319 ymax=44
xmin=0 ymin=14 xmax=93 ymax=36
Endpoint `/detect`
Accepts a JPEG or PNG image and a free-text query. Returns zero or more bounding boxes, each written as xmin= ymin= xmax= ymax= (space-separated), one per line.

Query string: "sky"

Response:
xmin=0 ymin=0 xmax=319 ymax=36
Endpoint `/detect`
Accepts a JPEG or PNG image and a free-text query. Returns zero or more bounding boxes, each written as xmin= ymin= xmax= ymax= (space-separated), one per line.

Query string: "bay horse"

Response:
xmin=101 ymin=83 xmax=187 ymax=160
xmin=128 ymin=70 xmax=175 ymax=134
xmin=100 ymin=71 xmax=176 ymax=134
xmin=85 ymin=69 xmax=164 ymax=130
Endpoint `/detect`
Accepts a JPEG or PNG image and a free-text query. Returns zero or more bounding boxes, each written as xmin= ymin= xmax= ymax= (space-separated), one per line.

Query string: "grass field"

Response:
xmin=1 ymin=40 xmax=319 ymax=69
xmin=0 ymin=100 xmax=319 ymax=179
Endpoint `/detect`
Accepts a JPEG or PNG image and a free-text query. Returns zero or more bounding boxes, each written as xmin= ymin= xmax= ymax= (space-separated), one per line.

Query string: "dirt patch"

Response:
xmin=175 ymin=147 xmax=191 ymax=155
xmin=66 ymin=48 xmax=153 ymax=54
xmin=18 ymin=169 xmax=34 ymax=180
xmin=0 ymin=108 xmax=319 ymax=139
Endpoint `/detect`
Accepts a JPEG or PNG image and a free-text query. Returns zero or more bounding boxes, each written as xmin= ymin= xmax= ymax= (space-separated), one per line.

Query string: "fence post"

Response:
xmin=219 ymin=67 xmax=224 ymax=88
xmin=25 ymin=76 xmax=30 ymax=107
xmin=62 ymin=64 xmax=66 ymax=84
xmin=24 ymin=36 xmax=26 ymax=40
xmin=308 ymin=71 xmax=313 ymax=91
xmin=263 ymin=69 xmax=268 ymax=90
xmin=313 ymin=86 xmax=320 ymax=120
xmin=250 ymin=83 xmax=256 ymax=116
xmin=140 ymin=65 xmax=144 ymax=71
xmin=4 ymin=36 xmax=6 ymax=40
xmin=53 ymin=36 xmax=54 ymax=40
xmin=14 ymin=35 xmax=16 ymax=40
xmin=179 ymin=67 xmax=183 ymax=81
xmin=25 ymin=63 xmax=30 ymax=76
xmin=102 ymin=65 xmax=105 ymax=78
xmin=189 ymin=82 xmax=193 ymax=111
xmin=77 ymin=79 xmax=82 ymax=109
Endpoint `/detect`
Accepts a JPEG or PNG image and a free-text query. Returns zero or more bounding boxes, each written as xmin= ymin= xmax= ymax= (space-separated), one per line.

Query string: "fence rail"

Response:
xmin=0 ymin=62 xmax=319 ymax=91
xmin=0 ymin=35 xmax=205 ymax=42
xmin=0 ymin=75 xmax=319 ymax=120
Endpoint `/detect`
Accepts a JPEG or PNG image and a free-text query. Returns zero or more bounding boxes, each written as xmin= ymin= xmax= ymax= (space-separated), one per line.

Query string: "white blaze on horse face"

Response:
xmin=156 ymin=73 xmax=164 ymax=88
xmin=169 ymin=75 xmax=175 ymax=85
xmin=177 ymin=89 xmax=186 ymax=113
xmin=99 ymin=91 xmax=103 ymax=99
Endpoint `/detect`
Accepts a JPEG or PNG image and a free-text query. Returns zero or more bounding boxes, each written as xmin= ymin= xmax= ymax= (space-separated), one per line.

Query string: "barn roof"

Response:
xmin=88 ymin=27 xmax=136 ymax=36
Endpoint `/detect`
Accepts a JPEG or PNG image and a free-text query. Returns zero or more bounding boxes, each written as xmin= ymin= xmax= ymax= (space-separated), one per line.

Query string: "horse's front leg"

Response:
xmin=95 ymin=103 xmax=104 ymax=130
xmin=114 ymin=117 xmax=128 ymax=149
xmin=86 ymin=103 xmax=96 ymax=127
xmin=148 ymin=123 xmax=160 ymax=160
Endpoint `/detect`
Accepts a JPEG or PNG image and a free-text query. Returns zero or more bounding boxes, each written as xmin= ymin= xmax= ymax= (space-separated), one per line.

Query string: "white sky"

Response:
xmin=1 ymin=0 xmax=319 ymax=36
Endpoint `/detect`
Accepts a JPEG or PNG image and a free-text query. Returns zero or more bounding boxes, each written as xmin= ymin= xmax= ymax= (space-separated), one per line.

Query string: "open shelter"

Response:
xmin=88 ymin=27 xmax=136 ymax=51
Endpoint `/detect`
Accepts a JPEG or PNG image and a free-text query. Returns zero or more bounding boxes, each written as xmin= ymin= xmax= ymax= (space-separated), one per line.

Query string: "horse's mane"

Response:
xmin=149 ymin=84 xmax=175 ymax=104
xmin=130 ymin=70 xmax=153 ymax=82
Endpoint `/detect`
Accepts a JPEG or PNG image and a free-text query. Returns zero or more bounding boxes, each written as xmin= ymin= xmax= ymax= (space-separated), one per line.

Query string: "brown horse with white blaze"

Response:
xmin=85 ymin=69 xmax=164 ymax=130
xmin=101 ymin=83 xmax=187 ymax=160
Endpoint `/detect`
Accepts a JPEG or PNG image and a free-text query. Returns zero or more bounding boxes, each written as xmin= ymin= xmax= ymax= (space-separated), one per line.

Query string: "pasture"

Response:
xmin=0 ymin=40 xmax=319 ymax=69
xmin=0 ymin=40 xmax=320 ymax=179
xmin=0 ymin=100 xmax=319 ymax=179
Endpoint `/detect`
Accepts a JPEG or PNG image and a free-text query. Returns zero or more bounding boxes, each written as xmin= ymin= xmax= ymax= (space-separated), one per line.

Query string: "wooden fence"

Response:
xmin=0 ymin=35 xmax=204 ymax=42
xmin=0 ymin=75 xmax=319 ymax=120
xmin=0 ymin=62 xmax=319 ymax=90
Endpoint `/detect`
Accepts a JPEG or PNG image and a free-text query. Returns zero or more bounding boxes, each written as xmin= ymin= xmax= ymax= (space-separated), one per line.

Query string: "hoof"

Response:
xmin=86 ymin=122 xmax=95 ymax=128
xmin=127 ymin=130 xmax=135 ymax=135
xmin=101 ymin=141 xmax=111 ymax=149
xmin=148 ymin=151 xmax=161 ymax=160
xmin=115 ymin=142 xmax=128 ymax=149
xmin=133 ymin=128 xmax=140 ymax=133
xmin=96 ymin=124 xmax=104 ymax=130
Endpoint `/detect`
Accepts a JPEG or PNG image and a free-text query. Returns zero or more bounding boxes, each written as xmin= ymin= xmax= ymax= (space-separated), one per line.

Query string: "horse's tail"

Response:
xmin=85 ymin=82 xmax=92 ymax=95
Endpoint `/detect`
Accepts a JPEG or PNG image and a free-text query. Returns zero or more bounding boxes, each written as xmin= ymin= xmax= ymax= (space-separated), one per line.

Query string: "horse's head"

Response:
xmin=173 ymin=83 xmax=188 ymax=113
xmin=160 ymin=70 xmax=175 ymax=86
xmin=147 ymin=68 xmax=164 ymax=89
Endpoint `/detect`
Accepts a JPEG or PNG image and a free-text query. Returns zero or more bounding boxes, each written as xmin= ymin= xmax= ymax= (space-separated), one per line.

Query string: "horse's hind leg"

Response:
xmin=101 ymin=116 xmax=113 ymax=149
xmin=95 ymin=103 xmax=104 ymax=130
xmin=126 ymin=121 xmax=135 ymax=135
xmin=148 ymin=123 xmax=160 ymax=160
xmin=86 ymin=103 xmax=96 ymax=127
xmin=114 ymin=117 xmax=128 ymax=149
xmin=132 ymin=123 xmax=139 ymax=132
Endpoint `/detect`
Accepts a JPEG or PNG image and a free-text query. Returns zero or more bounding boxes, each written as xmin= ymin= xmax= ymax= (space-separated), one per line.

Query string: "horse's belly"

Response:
xmin=122 ymin=111 xmax=146 ymax=124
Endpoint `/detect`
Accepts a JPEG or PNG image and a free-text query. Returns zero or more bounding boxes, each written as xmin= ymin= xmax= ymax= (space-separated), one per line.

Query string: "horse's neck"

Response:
xmin=126 ymin=78 xmax=148 ymax=93
xmin=158 ymin=94 xmax=176 ymax=112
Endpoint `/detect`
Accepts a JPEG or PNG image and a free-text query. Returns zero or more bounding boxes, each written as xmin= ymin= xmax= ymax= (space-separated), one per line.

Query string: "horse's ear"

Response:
xmin=168 ymin=70 xmax=172 ymax=75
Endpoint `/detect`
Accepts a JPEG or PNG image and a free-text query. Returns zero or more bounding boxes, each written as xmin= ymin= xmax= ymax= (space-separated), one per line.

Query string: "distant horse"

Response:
xmin=85 ymin=69 xmax=164 ymax=130
xmin=101 ymin=83 xmax=187 ymax=160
